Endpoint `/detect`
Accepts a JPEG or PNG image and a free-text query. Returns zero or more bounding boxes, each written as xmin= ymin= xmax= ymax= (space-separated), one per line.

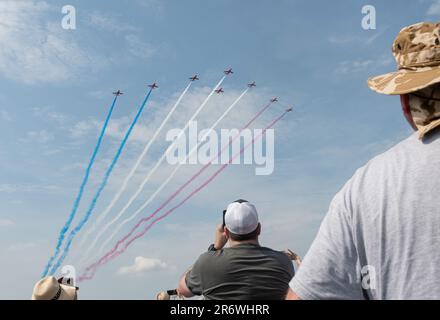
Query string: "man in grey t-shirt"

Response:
xmin=289 ymin=22 xmax=440 ymax=300
xmin=177 ymin=200 xmax=295 ymax=300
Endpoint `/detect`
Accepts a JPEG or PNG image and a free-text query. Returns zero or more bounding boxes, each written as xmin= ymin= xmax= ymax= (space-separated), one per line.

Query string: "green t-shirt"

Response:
xmin=185 ymin=243 xmax=295 ymax=300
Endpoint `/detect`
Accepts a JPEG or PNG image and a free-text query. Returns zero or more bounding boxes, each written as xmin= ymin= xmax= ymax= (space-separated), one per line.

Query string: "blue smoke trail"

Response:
xmin=42 ymin=95 xmax=119 ymax=277
xmin=49 ymin=88 xmax=153 ymax=275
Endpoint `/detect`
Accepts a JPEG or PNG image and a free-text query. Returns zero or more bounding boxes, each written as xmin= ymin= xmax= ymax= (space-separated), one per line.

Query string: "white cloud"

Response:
xmin=88 ymin=90 xmax=113 ymax=100
xmin=88 ymin=12 xmax=138 ymax=33
xmin=117 ymin=256 xmax=168 ymax=275
xmin=136 ymin=0 xmax=164 ymax=13
xmin=334 ymin=56 xmax=393 ymax=74
xmin=0 ymin=219 xmax=15 ymax=227
xmin=7 ymin=242 xmax=38 ymax=252
xmin=21 ymin=129 xmax=54 ymax=144
xmin=0 ymin=1 xmax=107 ymax=84
xmin=328 ymin=35 xmax=357 ymax=45
xmin=0 ymin=183 xmax=59 ymax=193
xmin=70 ymin=119 xmax=99 ymax=139
xmin=328 ymin=28 xmax=387 ymax=47
xmin=427 ymin=0 xmax=440 ymax=15
xmin=0 ymin=110 xmax=12 ymax=121
xmin=32 ymin=106 xmax=70 ymax=125
xmin=125 ymin=34 xmax=156 ymax=59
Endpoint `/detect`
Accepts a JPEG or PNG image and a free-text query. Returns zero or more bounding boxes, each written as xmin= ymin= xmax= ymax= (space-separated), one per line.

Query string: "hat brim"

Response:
xmin=31 ymin=284 xmax=76 ymax=300
xmin=367 ymin=67 xmax=440 ymax=95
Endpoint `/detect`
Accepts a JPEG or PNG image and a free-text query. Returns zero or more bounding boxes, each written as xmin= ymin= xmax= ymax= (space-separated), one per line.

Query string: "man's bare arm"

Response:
xmin=285 ymin=287 xmax=301 ymax=300
xmin=177 ymin=269 xmax=195 ymax=298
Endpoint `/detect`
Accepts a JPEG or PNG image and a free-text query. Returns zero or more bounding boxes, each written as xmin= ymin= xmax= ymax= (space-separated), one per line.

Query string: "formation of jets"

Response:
xmin=112 ymin=70 xmax=291 ymax=110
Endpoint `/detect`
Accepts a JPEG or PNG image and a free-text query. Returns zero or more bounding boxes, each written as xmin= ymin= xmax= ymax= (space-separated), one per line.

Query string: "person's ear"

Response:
xmin=256 ymin=223 xmax=261 ymax=236
xmin=400 ymin=94 xmax=418 ymax=131
xmin=224 ymin=228 xmax=230 ymax=238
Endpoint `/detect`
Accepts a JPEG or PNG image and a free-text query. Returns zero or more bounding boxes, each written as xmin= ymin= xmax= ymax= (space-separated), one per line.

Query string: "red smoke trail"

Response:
xmin=79 ymin=109 xmax=289 ymax=282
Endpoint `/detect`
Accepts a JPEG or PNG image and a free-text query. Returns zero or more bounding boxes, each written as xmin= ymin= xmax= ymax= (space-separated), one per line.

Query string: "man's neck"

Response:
xmin=228 ymin=239 xmax=260 ymax=247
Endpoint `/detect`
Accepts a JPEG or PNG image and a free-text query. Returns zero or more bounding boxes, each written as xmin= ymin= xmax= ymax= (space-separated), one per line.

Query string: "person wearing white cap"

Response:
xmin=32 ymin=276 xmax=78 ymax=300
xmin=176 ymin=199 xmax=295 ymax=300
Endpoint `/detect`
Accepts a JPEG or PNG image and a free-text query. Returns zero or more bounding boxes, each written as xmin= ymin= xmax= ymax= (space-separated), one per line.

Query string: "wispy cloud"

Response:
xmin=87 ymin=11 xmax=138 ymax=33
xmin=328 ymin=27 xmax=388 ymax=47
xmin=0 ymin=219 xmax=15 ymax=227
xmin=7 ymin=242 xmax=38 ymax=252
xmin=32 ymin=107 xmax=70 ymax=125
xmin=0 ymin=110 xmax=12 ymax=121
xmin=0 ymin=1 xmax=108 ymax=84
xmin=20 ymin=130 xmax=54 ymax=144
xmin=334 ymin=56 xmax=393 ymax=74
xmin=135 ymin=0 xmax=164 ymax=13
xmin=125 ymin=34 xmax=156 ymax=59
xmin=427 ymin=0 xmax=440 ymax=15
xmin=117 ymin=256 xmax=168 ymax=275
xmin=69 ymin=119 xmax=99 ymax=139
xmin=0 ymin=183 xmax=59 ymax=193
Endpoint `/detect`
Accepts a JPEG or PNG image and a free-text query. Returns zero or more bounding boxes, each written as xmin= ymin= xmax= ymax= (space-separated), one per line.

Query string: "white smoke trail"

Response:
xmin=92 ymin=87 xmax=248 ymax=260
xmin=77 ymin=82 xmax=193 ymax=249
xmin=77 ymin=76 xmax=226 ymax=267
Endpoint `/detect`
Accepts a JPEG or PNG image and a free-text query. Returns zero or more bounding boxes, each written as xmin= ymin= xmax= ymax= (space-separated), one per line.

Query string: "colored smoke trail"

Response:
xmin=93 ymin=98 xmax=274 ymax=260
xmin=79 ymin=109 xmax=289 ymax=281
xmin=49 ymin=88 xmax=153 ymax=275
xmin=42 ymin=95 xmax=119 ymax=277
xmin=93 ymin=87 xmax=251 ymax=259
xmin=81 ymin=99 xmax=276 ymax=274
xmin=79 ymin=76 xmax=225 ymax=263
xmin=78 ymin=82 xmax=192 ymax=260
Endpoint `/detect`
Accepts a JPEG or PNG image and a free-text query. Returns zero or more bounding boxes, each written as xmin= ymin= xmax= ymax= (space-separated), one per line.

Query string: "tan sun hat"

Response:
xmin=31 ymin=276 xmax=77 ymax=300
xmin=368 ymin=22 xmax=440 ymax=95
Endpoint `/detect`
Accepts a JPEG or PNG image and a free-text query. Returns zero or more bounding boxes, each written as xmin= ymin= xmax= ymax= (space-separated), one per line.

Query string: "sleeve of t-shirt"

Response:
xmin=185 ymin=253 xmax=208 ymax=296
xmin=290 ymin=187 xmax=365 ymax=300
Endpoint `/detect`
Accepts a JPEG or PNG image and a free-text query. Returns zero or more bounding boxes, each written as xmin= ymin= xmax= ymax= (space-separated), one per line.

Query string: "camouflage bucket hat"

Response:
xmin=368 ymin=22 xmax=440 ymax=95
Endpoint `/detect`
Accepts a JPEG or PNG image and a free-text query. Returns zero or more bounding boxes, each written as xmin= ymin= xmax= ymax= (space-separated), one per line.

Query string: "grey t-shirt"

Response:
xmin=186 ymin=243 xmax=295 ymax=300
xmin=291 ymin=131 xmax=440 ymax=300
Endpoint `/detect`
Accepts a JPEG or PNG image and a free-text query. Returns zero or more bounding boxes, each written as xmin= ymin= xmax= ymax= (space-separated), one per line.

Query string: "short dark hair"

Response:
xmin=228 ymin=225 xmax=260 ymax=241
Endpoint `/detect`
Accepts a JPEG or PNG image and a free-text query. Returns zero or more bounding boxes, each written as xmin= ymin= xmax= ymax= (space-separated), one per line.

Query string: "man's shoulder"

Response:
xmin=260 ymin=246 xmax=294 ymax=264
xmin=198 ymin=244 xmax=288 ymax=260
xmin=327 ymin=133 xmax=418 ymax=212
xmin=345 ymin=133 xmax=419 ymax=185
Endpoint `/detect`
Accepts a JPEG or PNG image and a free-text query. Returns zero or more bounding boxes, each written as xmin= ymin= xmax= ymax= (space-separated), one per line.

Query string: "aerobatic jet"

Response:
xmin=113 ymin=90 xmax=123 ymax=96
xmin=247 ymin=81 xmax=256 ymax=88
xmin=224 ymin=68 xmax=234 ymax=75
xmin=286 ymin=107 xmax=293 ymax=112
xmin=148 ymin=83 xmax=159 ymax=89
xmin=215 ymin=88 xmax=224 ymax=94
xmin=270 ymin=97 xmax=278 ymax=103
xmin=189 ymin=75 xmax=199 ymax=81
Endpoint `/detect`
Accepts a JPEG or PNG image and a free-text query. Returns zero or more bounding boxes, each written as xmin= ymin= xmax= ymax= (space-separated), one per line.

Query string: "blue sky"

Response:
xmin=0 ymin=0 xmax=437 ymax=299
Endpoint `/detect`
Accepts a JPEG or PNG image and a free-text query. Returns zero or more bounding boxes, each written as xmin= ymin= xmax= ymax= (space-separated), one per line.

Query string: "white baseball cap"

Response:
xmin=224 ymin=200 xmax=259 ymax=235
